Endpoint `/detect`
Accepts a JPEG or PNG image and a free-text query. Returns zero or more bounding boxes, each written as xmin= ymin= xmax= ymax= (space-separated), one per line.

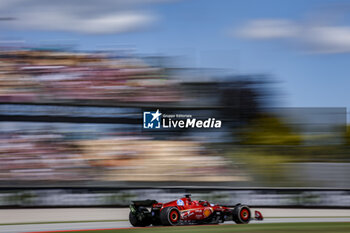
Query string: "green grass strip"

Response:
xmin=0 ymin=219 xmax=128 ymax=226
xmin=46 ymin=222 xmax=350 ymax=233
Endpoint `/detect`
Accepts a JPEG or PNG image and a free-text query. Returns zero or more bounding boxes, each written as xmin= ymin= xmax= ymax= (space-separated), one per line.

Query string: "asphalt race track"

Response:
xmin=0 ymin=217 xmax=349 ymax=233
xmin=1 ymin=208 xmax=350 ymax=233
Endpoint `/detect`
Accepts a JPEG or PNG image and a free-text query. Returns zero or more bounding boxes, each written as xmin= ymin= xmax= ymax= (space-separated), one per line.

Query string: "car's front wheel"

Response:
xmin=232 ymin=204 xmax=251 ymax=224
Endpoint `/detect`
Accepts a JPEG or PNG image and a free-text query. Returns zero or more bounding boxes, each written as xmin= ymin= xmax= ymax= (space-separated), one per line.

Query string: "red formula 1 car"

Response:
xmin=129 ymin=194 xmax=263 ymax=227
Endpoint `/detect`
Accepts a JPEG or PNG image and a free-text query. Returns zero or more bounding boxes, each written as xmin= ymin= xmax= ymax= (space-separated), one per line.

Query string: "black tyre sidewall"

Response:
xmin=129 ymin=211 xmax=141 ymax=227
xmin=160 ymin=207 xmax=181 ymax=226
xmin=232 ymin=205 xmax=251 ymax=224
xmin=129 ymin=210 xmax=151 ymax=227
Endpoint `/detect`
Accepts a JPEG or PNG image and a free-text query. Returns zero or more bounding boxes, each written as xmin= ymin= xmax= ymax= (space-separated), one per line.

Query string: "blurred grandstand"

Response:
xmin=0 ymin=46 xmax=263 ymax=186
xmin=0 ymin=45 xmax=348 ymax=191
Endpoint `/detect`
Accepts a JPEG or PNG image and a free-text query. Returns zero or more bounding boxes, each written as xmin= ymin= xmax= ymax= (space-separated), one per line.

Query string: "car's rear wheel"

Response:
xmin=232 ymin=205 xmax=251 ymax=224
xmin=129 ymin=207 xmax=152 ymax=227
xmin=160 ymin=207 xmax=181 ymax=226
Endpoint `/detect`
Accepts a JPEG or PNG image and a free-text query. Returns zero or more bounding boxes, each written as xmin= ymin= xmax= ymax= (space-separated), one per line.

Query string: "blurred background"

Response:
xmin=0 ymin=0 xmax=350 ymax=208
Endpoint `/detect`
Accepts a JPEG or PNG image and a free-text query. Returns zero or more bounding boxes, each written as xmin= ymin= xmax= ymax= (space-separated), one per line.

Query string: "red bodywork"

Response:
xmin=129 ymin=195 xmax=263 ymax=226
xmin=152 ymin=196 xmax=262 ymax=222
xmin=160 ymin=197 xmax=229 ymax=221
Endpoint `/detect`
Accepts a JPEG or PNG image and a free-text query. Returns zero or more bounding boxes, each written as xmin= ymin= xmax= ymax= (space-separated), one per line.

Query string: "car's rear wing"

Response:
xmin=130 ymin=199 xmax=158 ymax=214
xmin=131 ymin=199 xmax=158 ymax=207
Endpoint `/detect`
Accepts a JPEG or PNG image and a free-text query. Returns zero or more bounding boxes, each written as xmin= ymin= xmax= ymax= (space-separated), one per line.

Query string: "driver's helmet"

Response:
xmin=184 ymin=194 xmax=192 ymax=202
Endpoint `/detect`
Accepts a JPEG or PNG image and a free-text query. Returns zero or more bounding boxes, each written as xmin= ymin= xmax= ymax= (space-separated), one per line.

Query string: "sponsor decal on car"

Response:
xmin=203 ymin=207 xmax=213 ymax=217
xmin=177 ymin=199 xmax=185 ymax=206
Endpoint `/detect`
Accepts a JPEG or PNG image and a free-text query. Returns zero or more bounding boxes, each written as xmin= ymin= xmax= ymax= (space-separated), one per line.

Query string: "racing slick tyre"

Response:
xmin=160 ymin=207 xmax=181 ymax=226
xmin=129 ymin=207 xmax=152 ymax=227
xmin=232 ymin=205 xmax=251 ymax=224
